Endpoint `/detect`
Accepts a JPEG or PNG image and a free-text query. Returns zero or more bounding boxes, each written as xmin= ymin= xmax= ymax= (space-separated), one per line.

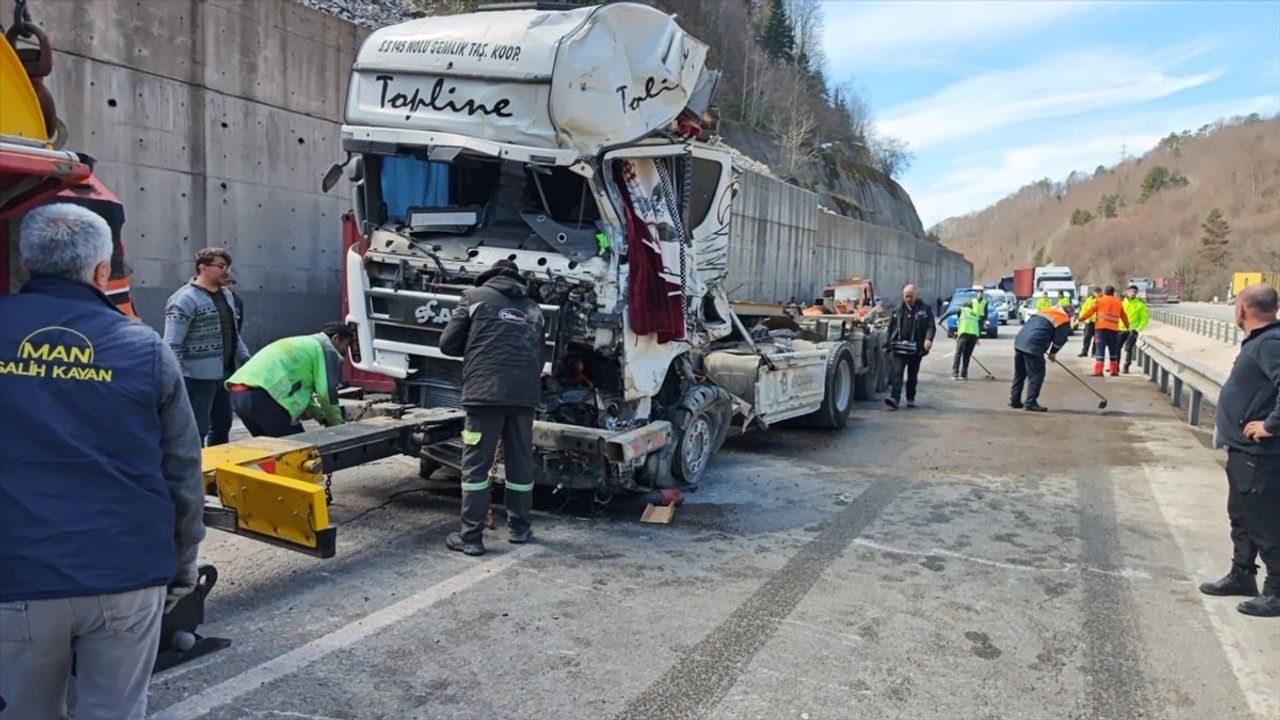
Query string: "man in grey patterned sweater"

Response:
xmin=163 ymin=248 xmax=250 ymax=444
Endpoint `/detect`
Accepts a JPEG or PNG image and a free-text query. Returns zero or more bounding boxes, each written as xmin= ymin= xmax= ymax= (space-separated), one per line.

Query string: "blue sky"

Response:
xmin=820 ymin=0 xmax=1280 ymax=227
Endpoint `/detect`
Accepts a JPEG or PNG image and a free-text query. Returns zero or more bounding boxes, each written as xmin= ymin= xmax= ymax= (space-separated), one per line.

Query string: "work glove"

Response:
xmin=1047 ymin=352 xmax=1057 ymax=363
xmin=166 ymin=545 xmax=200 ymax=614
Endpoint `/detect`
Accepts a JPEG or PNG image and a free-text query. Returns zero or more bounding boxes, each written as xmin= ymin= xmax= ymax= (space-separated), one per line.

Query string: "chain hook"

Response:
xmin=12 ymin=0 xmax=34 ymax=39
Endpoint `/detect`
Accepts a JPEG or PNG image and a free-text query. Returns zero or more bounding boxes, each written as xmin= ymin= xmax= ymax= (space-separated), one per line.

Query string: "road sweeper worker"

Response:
xmin=1120 ymin=284 xmax=1150 ymax=373
xmin=1010 ymin=305 xmax=1072 ymax=413
xmin=1077 ymin=285 xmax=1129 ymax=377
xmin=225 ymin=322 xmax=351 ymax=437
xmin=940 ymin=299 xmax=981 ymax=380
xmin=970 ymin=285 xmax=989 ymax=324
xmin=439 ymin=259 xmax=545 ymax=556
xmin=1036 ymin=290 xmax=1052 ymax=312
xmin=0 ymin=204 xmax=205 ymax=719
xmin=1077 ymin=287 xmax=1100 ymax=358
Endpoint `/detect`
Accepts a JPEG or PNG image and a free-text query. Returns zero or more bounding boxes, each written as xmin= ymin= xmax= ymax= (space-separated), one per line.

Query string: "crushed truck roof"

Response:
xmin=346 ymin=2 xmax=711 ymax=156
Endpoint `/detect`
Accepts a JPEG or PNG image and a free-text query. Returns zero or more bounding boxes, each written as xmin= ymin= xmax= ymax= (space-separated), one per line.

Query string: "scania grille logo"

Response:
xmin=414 ymin=300 xmax=453 ymax=326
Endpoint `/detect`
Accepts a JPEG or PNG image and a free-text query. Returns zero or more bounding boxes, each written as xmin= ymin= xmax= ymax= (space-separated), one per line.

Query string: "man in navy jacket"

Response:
xmin=1010 ymin=305 xmax=1072 ymax=412
xmin=0 ymin=204 xmax=205 ymax=718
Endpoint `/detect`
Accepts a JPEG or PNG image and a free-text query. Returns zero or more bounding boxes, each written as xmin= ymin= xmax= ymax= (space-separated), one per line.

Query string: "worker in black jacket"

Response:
xmin=1010 ymin=305 xmax=1071 ymax=412
xmin=1199 ymin=283 xmax=1280 ymax=617
xmin=439 ymin=259 xmax=545 ymax=556
xmin=884 ymin=283 xmax=936 ymax=409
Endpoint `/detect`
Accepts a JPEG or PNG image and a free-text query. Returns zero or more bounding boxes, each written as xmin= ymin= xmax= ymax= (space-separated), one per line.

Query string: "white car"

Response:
xmin=1017 ymin=299 xmax=1038 ymax=324
xmin=986 ymin=289 xmax=1014 ymax=324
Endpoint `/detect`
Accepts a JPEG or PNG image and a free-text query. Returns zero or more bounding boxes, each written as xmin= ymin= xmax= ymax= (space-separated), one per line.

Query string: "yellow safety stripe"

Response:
xmin=461 ymin=479 xmax=490 ymax=492
xmin=461 ymin=430 xmax=482 ymax=446
xmin=505 ymin=481 xmax=534 ymax=492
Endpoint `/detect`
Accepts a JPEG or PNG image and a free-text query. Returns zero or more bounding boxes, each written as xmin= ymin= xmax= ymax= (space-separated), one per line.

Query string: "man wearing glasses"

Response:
xmin=163 ymin=248 xmax=249 ymax=444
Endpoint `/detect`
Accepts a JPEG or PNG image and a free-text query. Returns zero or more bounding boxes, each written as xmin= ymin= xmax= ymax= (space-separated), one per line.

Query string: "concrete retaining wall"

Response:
xmin=4 ymin=0 xmax=364 ymax=348
xmin=728 ymin=171 xmax=973 ymax=306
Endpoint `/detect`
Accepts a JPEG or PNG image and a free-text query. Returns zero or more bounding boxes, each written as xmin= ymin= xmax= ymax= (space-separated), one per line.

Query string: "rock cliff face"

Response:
xmin=294 ymin=0 xmax=411 ymax=27
xmin=715 ymin=121 xmax=926 ymax=237
xmin=292 ymin=0 xmax=929 ymax=240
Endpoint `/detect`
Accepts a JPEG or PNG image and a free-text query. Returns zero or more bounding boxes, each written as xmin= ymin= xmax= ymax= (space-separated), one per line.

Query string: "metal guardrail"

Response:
xmin=1134 ymin=336 xmax=1227 ymax=427
xmin=1149 ymin=307 xmax=1241 ymax=345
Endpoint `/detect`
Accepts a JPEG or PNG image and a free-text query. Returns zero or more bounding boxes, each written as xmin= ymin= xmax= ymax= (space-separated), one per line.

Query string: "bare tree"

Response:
xmin=869 ymin=132 xmax=914 ymax=179
xmin=788 ymin=0 xmax=825 ymax=72
xmin=778 ymin=109 xmax=817 ymax=176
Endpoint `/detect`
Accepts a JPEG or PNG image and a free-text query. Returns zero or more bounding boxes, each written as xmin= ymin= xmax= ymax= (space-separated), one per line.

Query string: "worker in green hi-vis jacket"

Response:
xmin=226 ymin=322 xmax=352 ymax=437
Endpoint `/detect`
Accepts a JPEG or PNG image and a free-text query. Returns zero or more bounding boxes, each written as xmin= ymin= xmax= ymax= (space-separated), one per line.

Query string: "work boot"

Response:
xmin=1024 ymin=402 xmax=1048 ymax=412
xmin=1238 ymin=594 xmax=1280 ymax=618
xmin=884 ymin=397 xmax=899 ymax=410
xmin=1009 ymin=399 xmax=1024 ymax=409
xmin=1092 ymin=361 xmax=1104 ymax=377
xmin=1199 ymin=567 xmax=1258 ymax=597
xmin=1123 ymin=362 xmax=1132 ymax=374
xmin=508 ymin=528 xmax=534 ymax=544
xmin=446 ymin=532 xmax=486 ymax=557
xmin=1109 ymin=361 xmax=1120 ymax=377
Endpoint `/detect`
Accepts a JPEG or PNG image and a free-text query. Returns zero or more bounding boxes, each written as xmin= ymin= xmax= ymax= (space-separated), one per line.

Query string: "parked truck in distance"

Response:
xmin=1032 ymin=265 xmax=1075 ymax=306
xmin=1012 ymin=267 xmax=1035 ymax=299
xmin=329 ymin=2 xmax=887 ymax=495
xmin=1127 ymin=277 xmax=1151 ymax=299
xmin=1231 ymin=271 xmax=1279 ymax=298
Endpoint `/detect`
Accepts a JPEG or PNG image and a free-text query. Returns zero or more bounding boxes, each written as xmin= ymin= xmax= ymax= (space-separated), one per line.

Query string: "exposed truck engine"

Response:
xmin=331 ymin=1 xmax=885 ymax=494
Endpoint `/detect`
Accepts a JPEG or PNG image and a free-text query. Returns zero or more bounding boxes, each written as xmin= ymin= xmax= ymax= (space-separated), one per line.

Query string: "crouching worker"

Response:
xmin=0 ymin=205 xmax=204 ymax=719
xmin=226 ymin=322 xmax=352 ymax=437
xmin=439 ymin=259 xmax=545 ymax=556
xmin=1010 ymin=305 xmax=1072 ymax=412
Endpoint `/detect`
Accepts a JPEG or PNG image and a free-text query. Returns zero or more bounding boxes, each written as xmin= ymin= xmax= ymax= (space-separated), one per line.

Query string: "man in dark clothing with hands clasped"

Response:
xmin=885 ymin=283 xmax=936 ymax=409
xmin=439 ymin=259 xmax=545 ymax=556
xmin=1199 ymin=283 xmax=1280 ymax=618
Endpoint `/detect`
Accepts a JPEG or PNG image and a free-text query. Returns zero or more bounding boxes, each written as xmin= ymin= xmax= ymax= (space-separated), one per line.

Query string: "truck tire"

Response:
xmin=805 ymin=343 xmax=855 ymax=429
xmin=672 ymin=385 xmax=730 ymax=485
xmin=418 ymin=457 xmax=442 ymax=480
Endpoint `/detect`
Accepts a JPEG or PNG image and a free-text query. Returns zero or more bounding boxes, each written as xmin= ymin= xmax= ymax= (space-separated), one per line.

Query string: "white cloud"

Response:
xmin=908 ymin=94 xmax=1280 ymax=226
xmin=822 ymin=1 xmax=1106 ymax=71
xmin=879 ymin=43 xmax=1223 ymax=150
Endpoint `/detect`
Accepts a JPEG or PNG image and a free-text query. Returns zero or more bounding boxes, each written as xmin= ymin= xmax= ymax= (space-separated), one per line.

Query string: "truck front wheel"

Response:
xmin=672 ymin=385 xmax=730 ymax=485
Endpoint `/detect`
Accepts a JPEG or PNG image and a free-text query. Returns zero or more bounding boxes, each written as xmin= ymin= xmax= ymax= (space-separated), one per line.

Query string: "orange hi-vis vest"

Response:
xmin=1040 ymin=306 xmax=1071 ymax=328
xmin=1080 ymin=295 xmax=1128 ymax=331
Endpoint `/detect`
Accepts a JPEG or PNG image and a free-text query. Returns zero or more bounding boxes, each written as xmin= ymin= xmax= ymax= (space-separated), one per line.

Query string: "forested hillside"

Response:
xmin=935 ymin=115 xmax=1280 ymax=300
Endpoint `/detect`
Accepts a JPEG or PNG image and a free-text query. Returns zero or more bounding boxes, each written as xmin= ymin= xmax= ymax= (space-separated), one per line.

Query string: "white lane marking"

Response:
xmin=1137 ymin=423 xmax=1280 ymax=720
xmin=151 ymin=546 xmax=539 ymax=720
xmin=851 ymin=537 xmax=1156 ymax=580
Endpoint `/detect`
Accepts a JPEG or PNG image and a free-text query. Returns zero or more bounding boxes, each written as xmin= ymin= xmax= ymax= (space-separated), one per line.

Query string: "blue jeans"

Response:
xmin=184 ymin=378 xmax=228 ymax=445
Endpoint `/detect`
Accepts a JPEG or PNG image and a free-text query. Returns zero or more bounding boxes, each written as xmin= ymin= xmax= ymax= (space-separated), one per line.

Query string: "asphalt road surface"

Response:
xmin=148 ymin=335 xmax=1280 ymax=720
xmin=1158 ymin=302 xmax=1236 ymax=322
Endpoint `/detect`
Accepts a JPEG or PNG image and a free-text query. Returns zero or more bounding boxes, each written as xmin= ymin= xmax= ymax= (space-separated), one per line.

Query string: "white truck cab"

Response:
xmin=330 ymin=2 xmax=863 ymax=493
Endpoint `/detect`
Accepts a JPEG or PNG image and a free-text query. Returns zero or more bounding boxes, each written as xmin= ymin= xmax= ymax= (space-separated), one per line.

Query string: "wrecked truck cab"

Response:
xmin=336 ymin=2 xmax=860 ymax=493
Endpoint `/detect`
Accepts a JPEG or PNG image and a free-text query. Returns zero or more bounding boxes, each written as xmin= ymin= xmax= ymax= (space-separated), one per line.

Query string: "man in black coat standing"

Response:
xmin=885 ymin=283 xmax=936 ymax=409
xmin=1199 ymin=283 xmax=1280 ymax=617
xmin=439 ymin=259 xmax=545 ymax=556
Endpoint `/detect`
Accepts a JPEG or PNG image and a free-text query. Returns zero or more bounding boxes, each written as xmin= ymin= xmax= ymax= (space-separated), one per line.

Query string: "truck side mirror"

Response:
xmin=322 ymin=162 xmax=344 ymax=193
